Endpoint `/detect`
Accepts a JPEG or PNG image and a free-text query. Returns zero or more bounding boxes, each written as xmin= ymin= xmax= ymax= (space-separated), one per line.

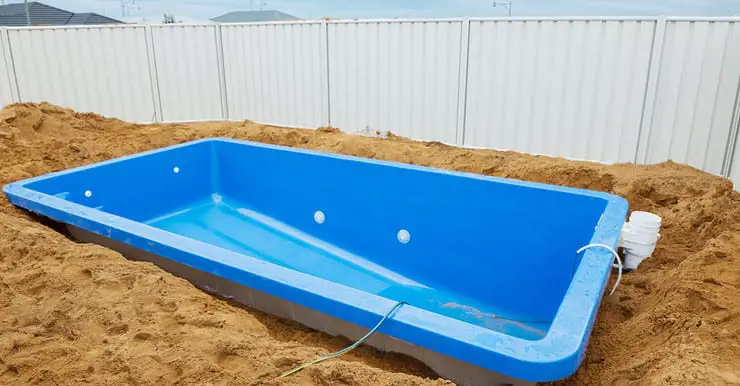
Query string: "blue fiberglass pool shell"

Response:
xmin=3 ymin=138 xmax=627 ymax=382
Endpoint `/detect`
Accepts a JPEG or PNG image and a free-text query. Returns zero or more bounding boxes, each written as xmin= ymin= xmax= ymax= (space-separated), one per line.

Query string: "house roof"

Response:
xmin=210 ymin=10 xmax=299 ymax=23
xmin=66 ymin=12 xmax=121 ymax=25
xmin=0 ymin=1 xmax=121 ymax=26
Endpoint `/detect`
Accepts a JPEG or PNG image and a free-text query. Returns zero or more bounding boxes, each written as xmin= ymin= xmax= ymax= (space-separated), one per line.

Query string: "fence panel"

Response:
xmin=463 ymin=19 xmax=656 ymax=163
xmin=221 ymin=22 xmax=328 ymax=128
xmin=7 ymin=26 xmax=155 ymax=122
xmin=150 ymin=25 xmax=223 ymax=122
xmin=642 ymin=20 xmax=740 ymax=175
xmin=327 ymin=20 xmax=463 ymax=144
xmin=0 ymin=30 xmax=16 ymax=106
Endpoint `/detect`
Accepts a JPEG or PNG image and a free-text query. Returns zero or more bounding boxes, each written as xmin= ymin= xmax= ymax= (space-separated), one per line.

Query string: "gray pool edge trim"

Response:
xmin=3 ymin=137 xmax=629 ymax=382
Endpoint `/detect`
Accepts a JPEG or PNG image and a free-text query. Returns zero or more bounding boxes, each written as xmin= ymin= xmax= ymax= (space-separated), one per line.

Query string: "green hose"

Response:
xmin=278 ymin=301 xmax=407 ymax=378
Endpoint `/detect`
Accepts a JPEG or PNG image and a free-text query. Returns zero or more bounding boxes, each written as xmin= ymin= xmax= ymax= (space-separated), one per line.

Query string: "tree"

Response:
xmin=162 ymin=13 xmax=178 ymax=24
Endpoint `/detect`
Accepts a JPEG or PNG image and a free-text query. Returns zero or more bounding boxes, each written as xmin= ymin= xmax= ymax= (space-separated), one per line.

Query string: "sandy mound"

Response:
xmin=0 ymin=103 xmax=738 ymax=385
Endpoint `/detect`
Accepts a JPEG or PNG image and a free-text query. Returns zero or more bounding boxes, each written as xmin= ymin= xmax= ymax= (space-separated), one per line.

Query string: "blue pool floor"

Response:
xmin=146 ymin=194 xmax=550 ymax=340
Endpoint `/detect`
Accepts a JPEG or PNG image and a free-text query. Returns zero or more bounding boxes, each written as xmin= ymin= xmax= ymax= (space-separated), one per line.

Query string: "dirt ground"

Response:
xmin=0 ymin=103 xmax=738 ymax=385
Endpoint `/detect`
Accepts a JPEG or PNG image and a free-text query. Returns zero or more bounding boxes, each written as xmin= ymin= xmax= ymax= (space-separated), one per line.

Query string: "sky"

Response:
xmin=17 ymin=0 xmax=740 ymax=22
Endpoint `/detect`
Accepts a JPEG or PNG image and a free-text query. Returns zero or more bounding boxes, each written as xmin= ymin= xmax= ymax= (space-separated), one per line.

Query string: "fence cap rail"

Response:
xmin=214 ymin=20 xmax=324 ymax=27
xmin=665 ymin=16 xmax=740 ymax=22
xmin=325 ymin=18 xmax=464 ymax=24
xmin=470 ymin=16 xmax=660 ymax=21
xmin=2 ymin=24 xmax=145 ymax=31
xmin=325 ymin=16 xmax=660 ymax=23
xmin=1 ymin=16 xmax=738 ymax=32
xmin=150 ymin=23 xmax=219 ymax=28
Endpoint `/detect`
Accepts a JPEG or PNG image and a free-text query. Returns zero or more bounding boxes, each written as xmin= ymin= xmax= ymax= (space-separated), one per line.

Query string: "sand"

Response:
xmin=0 ymin=103 xmax=738 ymax=385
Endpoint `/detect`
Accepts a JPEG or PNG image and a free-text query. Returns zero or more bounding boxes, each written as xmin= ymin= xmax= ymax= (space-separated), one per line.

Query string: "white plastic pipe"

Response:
xmin=620 ymin=211 xmax=662 ymax=270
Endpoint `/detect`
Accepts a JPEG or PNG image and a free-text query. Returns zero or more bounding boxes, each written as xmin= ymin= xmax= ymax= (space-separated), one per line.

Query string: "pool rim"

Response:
xmin=3 ymin=137 xmax=628 ymax=382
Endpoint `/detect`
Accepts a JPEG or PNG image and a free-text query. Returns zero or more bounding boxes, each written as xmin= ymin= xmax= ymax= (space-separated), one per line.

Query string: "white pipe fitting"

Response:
xmin=620 ymin=211 xmax=661 ymax=270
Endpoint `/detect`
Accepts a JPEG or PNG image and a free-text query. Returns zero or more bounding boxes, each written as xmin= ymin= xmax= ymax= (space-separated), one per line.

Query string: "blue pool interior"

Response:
xmin=24 ymin=139 xmax=610 ymax=341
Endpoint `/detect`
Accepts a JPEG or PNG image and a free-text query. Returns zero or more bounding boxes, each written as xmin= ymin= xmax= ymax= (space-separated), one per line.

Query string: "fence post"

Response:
xmin=1 ymin=28 xmax=20 ymax=103
xmin=455 ymin=18 xmax=472 ymax=146
xmin=321 ymin=20 xmax=331 ymax=128
xmin=635 ymin=16 xmax=667 ymax=165
xmin=722 ymin=76 xmax=740 ymax=178
xmin=144 ymin=24 xmax=163 ymax=123
xmin=215 ymin=24 xmax=230 ymax=121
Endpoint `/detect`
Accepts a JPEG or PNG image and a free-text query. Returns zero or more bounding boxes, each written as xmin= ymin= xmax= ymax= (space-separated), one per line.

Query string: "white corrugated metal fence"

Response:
xmin=327 ymin=20 xmax=463 ymax=143
xmin=221 ymin=22 xmax=328 ymax=128
xmin=0 ymin=18 xmax=737 ymax=188
xmin=150 ymin=24 xmax=223 ymax=121
xmin=7 ymin=26 xmax=156 ymax=122
xmin=640 ymin=19 xmax=740 ymax=176
xmin=464 ymin=19 xmax=656 ymax=163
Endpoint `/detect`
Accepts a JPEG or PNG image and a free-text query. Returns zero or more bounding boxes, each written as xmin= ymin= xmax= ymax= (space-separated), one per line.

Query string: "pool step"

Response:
xmin=144 ymin=195 xmax=547 ymax=340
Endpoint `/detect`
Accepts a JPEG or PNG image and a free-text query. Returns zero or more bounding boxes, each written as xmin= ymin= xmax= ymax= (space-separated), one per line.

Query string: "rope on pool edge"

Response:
xmin=577 ymin=243 xmax=622 ymax=296
xmin=278 ymin=301 xmax=407 ymax=379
